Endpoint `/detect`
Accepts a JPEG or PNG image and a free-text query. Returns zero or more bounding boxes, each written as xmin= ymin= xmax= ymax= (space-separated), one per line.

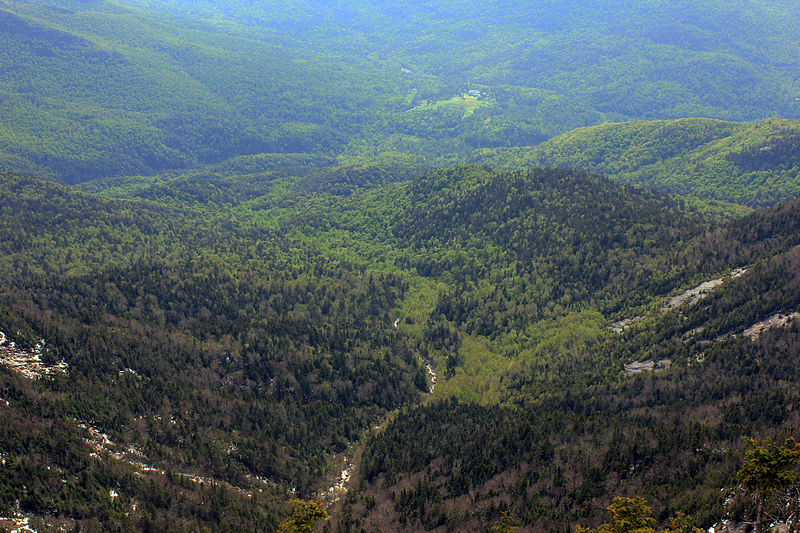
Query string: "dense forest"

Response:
xmin=1 ymin=1 xmax=800 ymax=532
xmin=0 ymin=172 xmax=429 ymax=530
xmin=3 ymin=161 xmax=800 ymax=531
xmin=343 ymin=203 xmax=800 ymax=530
xmin=1 ymin=0 xmax=800 ymax=182
xmin=473 ymin=118 xmax=800 ymax=208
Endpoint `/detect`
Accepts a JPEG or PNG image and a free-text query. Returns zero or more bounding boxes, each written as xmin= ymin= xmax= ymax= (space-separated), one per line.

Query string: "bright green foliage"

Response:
xmin=738 ymin=437 xmax=800 ymax=533
xmin=473 ymin=118 xmax=800 ymax=208
xmin=491 ymin=510 xmax=519 ymax=533
xmin=278 ymin=499 xmax=328 ymax=533
xmin=2 ymin=1 xmax=800 ymax=182
xmin=660 ymin=512 xmax=704 ymax=533
xmin=577 ymin=497 xmax=655 ymax=533
xmin=579 ymin=500 xmax=704 ymax=533
xmin=739 ymin=437 xmax=800 ymax=496
xmin=602 ymin=497 xmax=655 ymax=533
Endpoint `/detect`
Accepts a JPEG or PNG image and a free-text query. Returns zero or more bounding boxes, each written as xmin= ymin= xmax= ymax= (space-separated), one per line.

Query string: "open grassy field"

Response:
xmin=411 ymin=94 xmax=493 ymax=118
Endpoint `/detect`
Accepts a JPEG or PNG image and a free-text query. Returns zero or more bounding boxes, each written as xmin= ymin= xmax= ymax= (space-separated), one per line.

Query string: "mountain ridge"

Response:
xmin=472 ymin=117 xmax=800 ymax=207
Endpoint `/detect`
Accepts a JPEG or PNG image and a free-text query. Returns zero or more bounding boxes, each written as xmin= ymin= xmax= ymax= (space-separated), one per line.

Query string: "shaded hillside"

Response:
xmin=228 ymin=164 xmax=712 ymax=401
xmin=0 ymin=164 xmax=708 ymax=528
xmin=0 ymin=172 xmax=427 ymax=529
xmin=245 ymin=164 xmax=708 ymax=326
xmin=86 ymin=163 xmax=715 ymax=400
xmin=474 ymin=118 xmax=800 ymax=207
xmin=76 ymin=160 xmax=430 ymax=208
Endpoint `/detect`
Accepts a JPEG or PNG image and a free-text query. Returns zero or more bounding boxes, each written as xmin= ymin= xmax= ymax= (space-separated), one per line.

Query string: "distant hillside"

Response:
xmin=2 ymin=0 xmax=800 ymax=182
xmin=473 ymin=118 xmax=800 ymax=208
xmin=0 ymin=1 xmax=393 ymax=182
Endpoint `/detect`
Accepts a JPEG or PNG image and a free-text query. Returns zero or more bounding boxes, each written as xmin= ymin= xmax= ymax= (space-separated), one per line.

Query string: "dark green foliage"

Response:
xmin=736 ymin=437 xmax=800 ymax=533
xmin=3 ymin=1 xmax=800 ymax=531
xmin=347 ymin=318 xmax=800 ymax=531
xmin=391 ymin=165 xmax=705 ymax=329
xmin=335 ymin=173 xmax=800 ymax=531
xmin=0 ymin=171 xmax=426 ymax=529
xmin=2 ymin=132 xmax=800 ymax=531
xmin=0 ymin=374 xmax=287 ymax=531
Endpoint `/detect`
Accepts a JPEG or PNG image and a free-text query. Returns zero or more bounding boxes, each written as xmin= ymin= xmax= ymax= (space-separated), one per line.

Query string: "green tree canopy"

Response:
xmin=738 ymin=437 xmax=800 ymax=533
xmin=578 ymin=497 xmax=655 ymax=533
xmin=278 ymin=499 xmax=328 ymax=533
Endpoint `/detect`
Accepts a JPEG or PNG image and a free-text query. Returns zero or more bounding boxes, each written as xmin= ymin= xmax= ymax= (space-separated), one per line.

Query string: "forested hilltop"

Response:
xmin=1 ymin=0 xmax=800 ymax=182
xmin=345 ymin=198 xmax=800 ymax=530
xmin=473 ymin=118 xmax=800 ymax=208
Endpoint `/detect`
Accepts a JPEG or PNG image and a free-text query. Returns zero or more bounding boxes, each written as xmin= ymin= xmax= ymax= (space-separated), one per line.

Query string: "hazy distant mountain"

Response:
xmin=2 ymin=0 xmax=800 ymax=182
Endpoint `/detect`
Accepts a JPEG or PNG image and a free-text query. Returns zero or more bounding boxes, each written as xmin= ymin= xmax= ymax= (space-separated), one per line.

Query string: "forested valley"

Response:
xmin=1 ymin=1 xmax=800 ymax=532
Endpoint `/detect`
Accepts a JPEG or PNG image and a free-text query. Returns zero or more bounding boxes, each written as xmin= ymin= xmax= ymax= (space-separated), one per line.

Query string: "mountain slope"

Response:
xmin=0 ymin=163 xmax=712 ymax=527
xmin=473 ymin=118 xmax=800 ymax=207
xmin=340 ymin=191 xmax=800 ymax=532
xmin=0 ymin=1 xmax=393 ymax=182
xmin=2 ymin=161 xmax=800 ymax=530
xmin=178 ymin=164 xmax=714 ymax=400
xmin=0 ymin=171 xmax=428 ymax=529
xmin=3 ymin=1 xmax=800 ymax=530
